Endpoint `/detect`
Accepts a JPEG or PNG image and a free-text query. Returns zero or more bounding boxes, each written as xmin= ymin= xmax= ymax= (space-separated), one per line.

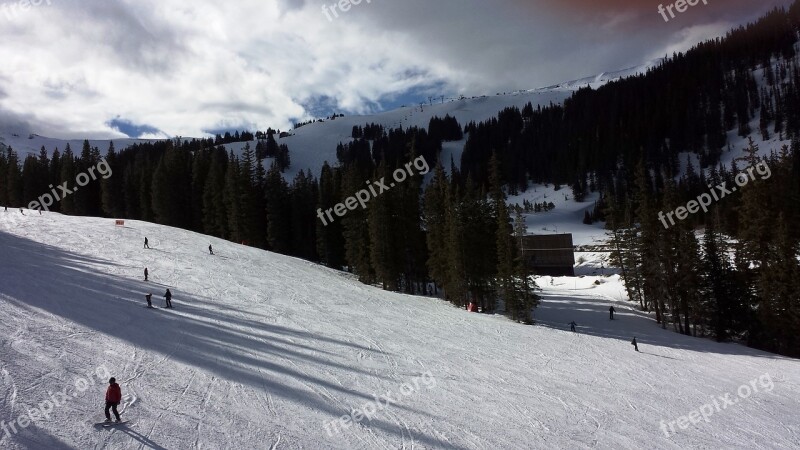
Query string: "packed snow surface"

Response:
xmin=0 ymin=210 xmax=798 ymax=449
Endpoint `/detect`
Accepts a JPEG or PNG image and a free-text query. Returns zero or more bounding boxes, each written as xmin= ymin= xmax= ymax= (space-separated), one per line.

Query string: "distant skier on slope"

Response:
xmin=208 ymin=244 xmax=214 ymax=255
xmin=164 ymin=289 xmax=173 ymax=308
xmin=631 ymin=337 xmax=639 ymax=352
xmin=144 ymin=267 xmax=148 ymax=281
xmin=609 ymin=306 xmax=616 ymax=320
xmin=104 ymin=377 xmax=122 ymax=423
xmin=569 ymin=321 xmax=577 ymax=332
xmin=144 ymin=237 xmax=150 ymax=249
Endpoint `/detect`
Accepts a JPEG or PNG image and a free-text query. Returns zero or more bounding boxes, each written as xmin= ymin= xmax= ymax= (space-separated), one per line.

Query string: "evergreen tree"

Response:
xmin=202 ymin=148 xmax=229 ymax=238
xmin=223 ymin=152 xmax=242 ymax=243
xmin=59 ymin=144 xmax=75 ymax=214
xmin=423 ymin=161 xmax=450 ymax=296
xmin=340 ymin=164 xmax=373 ymax=283
xmin=316 ymin=162 xmax=346 ymax=268
xmin=444 ymin=181 xmax=467 ymax=306
xmin=101 ymin=142 xmax=124 ymax=217
xmin=0 ymin=150 xmax=8 ymax=207
xmin=491 ymin=153 xmax=526 ymax=321
xmin=368 ymin=159 xmax=401 ymax=290
xmin=265 ymin=162 xmax=291 ymax=254
xmin=701 ymin=212 xmax=738 ymax=341
xmin=290 ymin=170 xmax=318 ymax=259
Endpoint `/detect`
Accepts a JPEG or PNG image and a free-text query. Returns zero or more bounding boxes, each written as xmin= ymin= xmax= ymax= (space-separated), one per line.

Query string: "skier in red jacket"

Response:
xmin=104 ymin=377 xmax=122 ymax=423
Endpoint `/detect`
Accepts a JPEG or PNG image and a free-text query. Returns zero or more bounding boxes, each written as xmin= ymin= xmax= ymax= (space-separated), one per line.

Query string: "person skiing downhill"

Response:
xmin=631 ymin=337 xmax=639 ymax=352
xmin=609 ymin=306 xmax=616 ymax=320
xmin=144 ymin=237 xmax=150 ymax=249
xmin=208 ymin=244 xmax=214 ymax=255
xmin=104 ymin=377 xmax=122 ymax=423
xmin=144 ymin=267 xmax=148 ymax=281
xmin=569 ymin=321 xmax=577 ymax=332
xmin=164 ymin=289 xmax=173 ymax=309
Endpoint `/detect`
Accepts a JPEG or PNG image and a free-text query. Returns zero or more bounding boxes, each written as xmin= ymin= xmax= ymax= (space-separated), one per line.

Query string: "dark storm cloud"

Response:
xmin=0 ymin=107 xmax=33 ymax=134
xmin=343 ymin=0 xmax=792 ymax=90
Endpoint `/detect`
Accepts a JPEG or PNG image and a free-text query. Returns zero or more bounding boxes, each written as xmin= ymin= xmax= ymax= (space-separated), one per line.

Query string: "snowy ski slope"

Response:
xmin=0 ymin=210 xmax=798 ymax=449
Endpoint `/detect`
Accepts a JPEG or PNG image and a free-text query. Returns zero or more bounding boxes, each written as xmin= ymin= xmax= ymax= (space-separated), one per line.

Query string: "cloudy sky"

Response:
xmin=0 ymin=0 xmax=789 ymax=138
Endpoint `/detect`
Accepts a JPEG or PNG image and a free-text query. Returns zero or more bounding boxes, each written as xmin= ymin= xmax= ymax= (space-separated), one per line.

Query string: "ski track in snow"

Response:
xmin=0 ymin=211 xmax=799 ymax=449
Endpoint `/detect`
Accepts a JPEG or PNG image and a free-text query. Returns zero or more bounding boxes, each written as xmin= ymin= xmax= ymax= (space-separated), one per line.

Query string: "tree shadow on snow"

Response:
xmin=1 ymin=426 xmax=75 ymax=450
xmin=0 ymin=231 xmax=453 ymax=449
xmin=534 ymin=290 xmax=795 ymax=360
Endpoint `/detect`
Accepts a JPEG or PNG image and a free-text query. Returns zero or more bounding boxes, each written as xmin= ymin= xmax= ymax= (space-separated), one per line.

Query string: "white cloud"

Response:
xmin=0 ymin=0 xmax=785 ymax=138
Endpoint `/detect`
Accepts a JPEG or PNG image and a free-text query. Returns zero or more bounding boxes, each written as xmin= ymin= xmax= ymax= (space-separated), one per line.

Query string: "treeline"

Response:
xmin=427 ymin=115 xmax=463 ymax=142
xmin=351 ymin=123 xmax=385 ymax=140
xmin=254 ymin=131 xmax=291 ymax=172
xmin=212 ymin=130 xmax=256 ymax=145
xmin=293 ymin=115 xmax=344 ymax=130
xmin=351 ymin=115 xmax=463 ymax=142
xmin=607 ymin=139 xmax=800 ymax=357
xmin=0 ymin=122 xmax=541 ymax=323
xmin=515 ymin=198 xmax=556 ymax=214
xmin=0 ymin=141 xmax=105 ymax=216
xmin=0 ymin=137 xmax=303 ymax=248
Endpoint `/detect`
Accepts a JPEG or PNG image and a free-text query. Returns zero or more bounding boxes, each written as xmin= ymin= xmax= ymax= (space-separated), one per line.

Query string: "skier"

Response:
xmin=208 ymin=244 xmax=214 ymax=255
xmin=609 ymin=306 xmax=616 ymax=320
xmin=144 ymin=267 xmax=148 ymax=281
xmin=631 ymin=337 xmax=639 ymax=352
xmin=569 ymin=321 xmax=577 ymax=332
xmin=164 ymin=289 xmax=173 ymax=309
xmin=144 ymin=237 xmax=150 ymax=249
xmin=104 ymin=377 xmax=122 ymax=423
xmin=145 ymin=293 xmax=152 ymax=308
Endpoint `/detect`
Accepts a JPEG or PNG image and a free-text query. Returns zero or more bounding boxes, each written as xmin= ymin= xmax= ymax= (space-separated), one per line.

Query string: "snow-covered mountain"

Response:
xmin=0 ymin=55 xmax=784 ymax=191
xmin=0 ymin=60 xmax=655 ymax=178
xmin=0 ymin=87 xmax=573 ymax=182
xmin=1 ymin=209 xmax=798 ymax=449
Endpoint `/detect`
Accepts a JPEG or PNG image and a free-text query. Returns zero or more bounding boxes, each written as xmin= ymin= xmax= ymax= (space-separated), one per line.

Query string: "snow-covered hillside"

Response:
xmin=536 ymin=58 xmax=664 ymax=92
xmin=1 ymin=210 xmax=798 ymax=449
xmin=1 ymin=59 xmax=633 ymax=178
xmin=219 ymin=88 xmax=575 ymax=180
